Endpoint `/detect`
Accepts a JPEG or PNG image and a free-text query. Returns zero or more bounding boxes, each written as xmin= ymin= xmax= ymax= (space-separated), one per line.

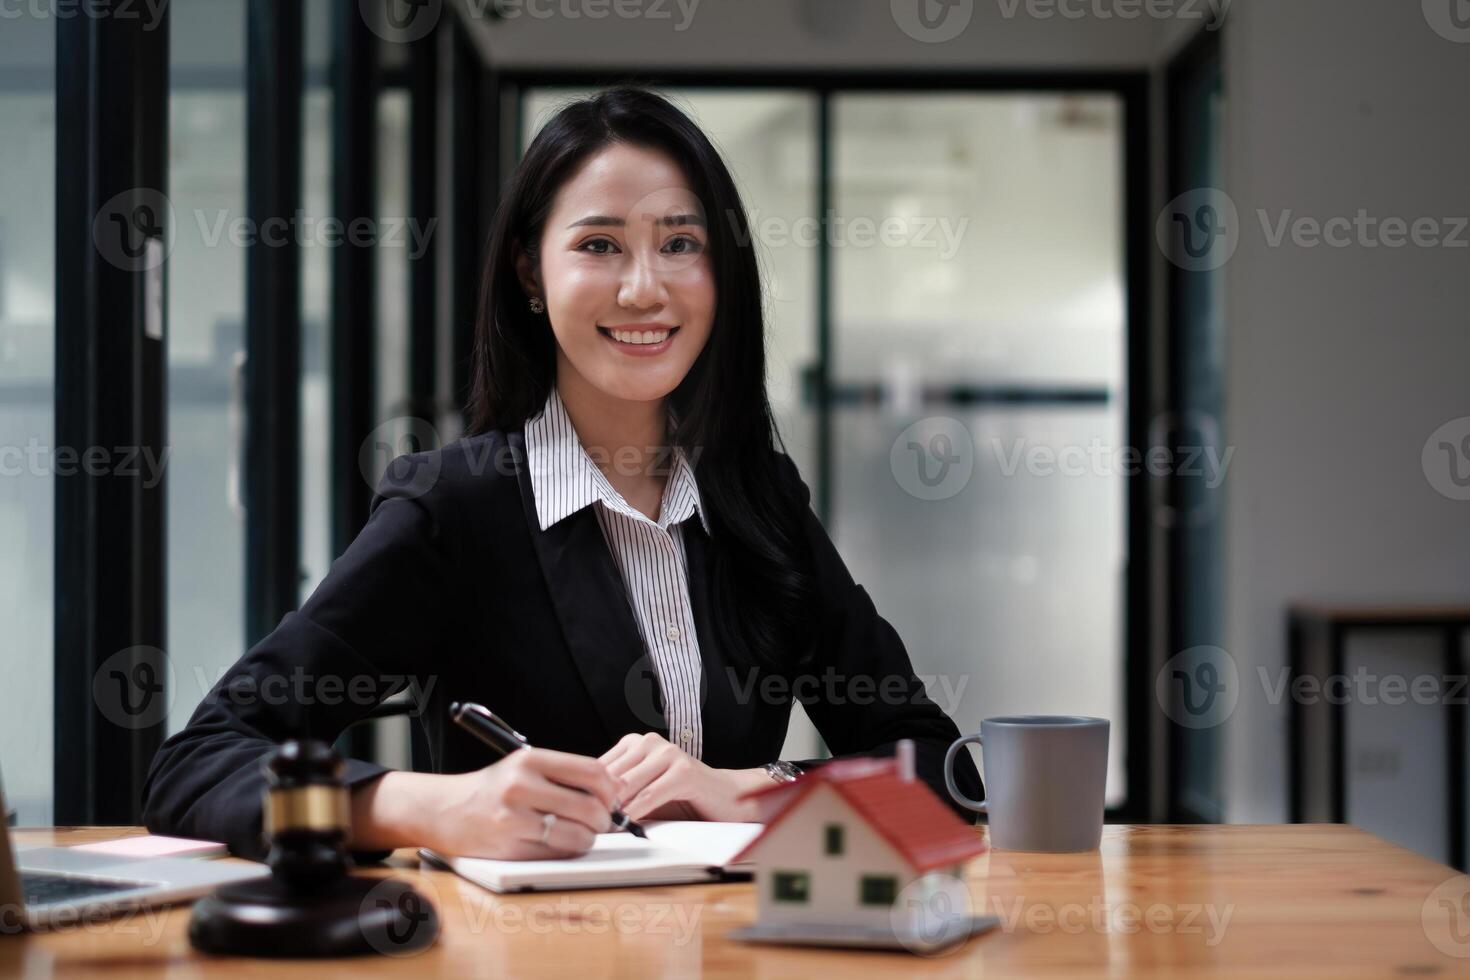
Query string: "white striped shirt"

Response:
xmin=524 ymin=385 xmax=710 ymax=759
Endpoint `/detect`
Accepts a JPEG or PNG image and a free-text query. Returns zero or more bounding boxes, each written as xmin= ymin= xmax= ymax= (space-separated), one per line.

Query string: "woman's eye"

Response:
xmin=578 ymin=238 xmax=619 ymax=254
xmin=664 ymin=235 xmax=704 ymax=254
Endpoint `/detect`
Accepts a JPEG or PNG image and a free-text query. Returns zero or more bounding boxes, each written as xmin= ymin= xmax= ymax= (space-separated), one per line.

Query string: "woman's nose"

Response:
xmin=618 ymin=253 xmax=668 ymax=309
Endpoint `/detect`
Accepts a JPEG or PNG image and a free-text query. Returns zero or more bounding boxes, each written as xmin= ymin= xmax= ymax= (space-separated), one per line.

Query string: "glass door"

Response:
xmin=830 ymin=92 xmax=1128 ymax=806
xmin=0 ymin=12 xmax=57 ymax=824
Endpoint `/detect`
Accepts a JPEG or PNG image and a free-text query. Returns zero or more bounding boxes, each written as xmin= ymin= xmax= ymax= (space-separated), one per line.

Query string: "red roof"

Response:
xmin=732 ymin=758 xmax=987 ymax=872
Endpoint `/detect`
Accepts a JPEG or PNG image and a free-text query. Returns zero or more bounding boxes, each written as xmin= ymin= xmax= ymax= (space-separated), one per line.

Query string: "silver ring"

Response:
xmin=539 ymin=812 xmax=557 ymax=845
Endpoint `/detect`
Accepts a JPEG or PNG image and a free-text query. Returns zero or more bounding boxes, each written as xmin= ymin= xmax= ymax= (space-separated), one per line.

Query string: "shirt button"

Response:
xmin=680 ymin=727 xmax=693 ymax=743
xmin=666 ymin=624 xmax=681 ymax=641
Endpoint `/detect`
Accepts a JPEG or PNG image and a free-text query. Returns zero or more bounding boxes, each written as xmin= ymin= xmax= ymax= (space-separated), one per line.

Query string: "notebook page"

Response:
xmin=421 ymin=821 xmax=763 ymax=891
xmin=642 ymin=821 xmax=763 ymax=867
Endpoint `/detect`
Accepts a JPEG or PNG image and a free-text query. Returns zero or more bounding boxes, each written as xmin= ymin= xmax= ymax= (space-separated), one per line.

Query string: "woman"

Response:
xmin=142 ymin=86 xmax=983 ymax=863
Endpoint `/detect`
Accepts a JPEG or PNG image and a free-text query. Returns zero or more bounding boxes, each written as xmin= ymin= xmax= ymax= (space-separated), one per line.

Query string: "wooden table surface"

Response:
xmin=5 ymin=824 xmax=1470 ymax=978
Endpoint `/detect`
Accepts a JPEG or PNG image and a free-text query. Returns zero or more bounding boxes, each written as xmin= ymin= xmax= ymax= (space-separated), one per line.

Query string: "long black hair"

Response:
xmin=466 ymin=85 xmax=816 ymax=673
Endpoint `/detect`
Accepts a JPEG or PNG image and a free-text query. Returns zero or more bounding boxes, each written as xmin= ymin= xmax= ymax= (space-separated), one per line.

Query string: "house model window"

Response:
xmin=860 ymin=874 xmax=898 ymax=906
xmin=824 ymin=823 xmax=844 ymax=856
xmin=772 ymin=870 xmax=810 ymax=903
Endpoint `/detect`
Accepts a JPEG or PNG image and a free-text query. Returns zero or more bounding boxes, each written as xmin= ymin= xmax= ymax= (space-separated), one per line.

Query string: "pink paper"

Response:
xmin=72 ymin=835 xmax=226 ymax=859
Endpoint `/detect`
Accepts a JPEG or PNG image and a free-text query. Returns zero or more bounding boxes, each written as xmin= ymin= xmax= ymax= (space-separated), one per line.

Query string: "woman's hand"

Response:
xmin=599 ymin=732 xmax=771 ymax=822
xmin=352 ymin=749 xmax=624 ymax=860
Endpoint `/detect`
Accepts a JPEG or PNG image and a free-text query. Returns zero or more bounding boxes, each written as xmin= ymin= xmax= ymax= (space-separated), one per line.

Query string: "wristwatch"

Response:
xmin=762 ymin=760 xmax=803 ymax=784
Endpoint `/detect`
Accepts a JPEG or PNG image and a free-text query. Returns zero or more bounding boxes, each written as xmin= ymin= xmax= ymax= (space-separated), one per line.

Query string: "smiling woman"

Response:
xmin=141 ymin=86 xmax=982 ymax=863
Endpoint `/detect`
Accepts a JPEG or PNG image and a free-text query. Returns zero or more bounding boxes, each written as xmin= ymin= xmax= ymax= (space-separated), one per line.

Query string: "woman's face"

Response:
xmin=519 ymin=142 xmax=716 ymax=405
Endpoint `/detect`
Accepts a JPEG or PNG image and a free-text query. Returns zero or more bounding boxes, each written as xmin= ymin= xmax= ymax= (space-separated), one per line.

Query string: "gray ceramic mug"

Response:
xmin=944 ymin=715 xmax=1110 ymax=852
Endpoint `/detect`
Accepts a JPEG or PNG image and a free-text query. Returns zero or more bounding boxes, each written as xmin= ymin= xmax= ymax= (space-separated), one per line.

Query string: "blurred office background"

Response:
xmin=1 ymin=0 xmax=1466 ymax=869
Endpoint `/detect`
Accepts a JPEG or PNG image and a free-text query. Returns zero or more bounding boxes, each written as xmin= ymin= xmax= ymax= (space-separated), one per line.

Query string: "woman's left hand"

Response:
xmin=599 ymin=732 xmax=770 ymax=823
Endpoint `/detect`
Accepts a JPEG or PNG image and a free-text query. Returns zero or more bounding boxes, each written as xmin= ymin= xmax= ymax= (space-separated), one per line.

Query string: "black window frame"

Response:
xmin=53 ymin=0 xmax=171 ymax=827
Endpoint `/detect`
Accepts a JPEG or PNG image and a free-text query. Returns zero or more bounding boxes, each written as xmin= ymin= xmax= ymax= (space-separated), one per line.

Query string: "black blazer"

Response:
xmin=142 ymin=426 xmax=984 ymax=860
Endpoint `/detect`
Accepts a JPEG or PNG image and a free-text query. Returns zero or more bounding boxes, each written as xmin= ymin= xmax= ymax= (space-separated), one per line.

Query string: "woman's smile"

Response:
xmin=597 ymin=323 xmax=681 ymax=356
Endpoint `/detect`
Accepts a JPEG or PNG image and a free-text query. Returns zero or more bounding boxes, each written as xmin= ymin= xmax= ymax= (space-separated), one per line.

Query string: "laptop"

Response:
xmin=0 ymin=784 xmax=268 ymax=932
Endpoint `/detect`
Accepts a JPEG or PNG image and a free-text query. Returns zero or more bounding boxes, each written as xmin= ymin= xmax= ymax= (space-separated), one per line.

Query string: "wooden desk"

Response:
xmin=5 ymin=825 xmax=1469 ymax=978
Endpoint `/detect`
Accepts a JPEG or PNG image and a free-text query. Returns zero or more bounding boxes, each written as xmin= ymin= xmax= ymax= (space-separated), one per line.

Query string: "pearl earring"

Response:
xmin=529 ymin=297 xmax=545 ymax=314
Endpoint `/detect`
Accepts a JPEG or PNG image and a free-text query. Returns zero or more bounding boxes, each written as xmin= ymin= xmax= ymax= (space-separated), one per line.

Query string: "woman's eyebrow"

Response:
xmin=566 ymin=213 xmax=706 ymax=229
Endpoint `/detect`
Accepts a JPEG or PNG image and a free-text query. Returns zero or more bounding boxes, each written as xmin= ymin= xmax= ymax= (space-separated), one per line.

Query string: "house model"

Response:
xmin=728 ymin=741 xmax=993 ymax=952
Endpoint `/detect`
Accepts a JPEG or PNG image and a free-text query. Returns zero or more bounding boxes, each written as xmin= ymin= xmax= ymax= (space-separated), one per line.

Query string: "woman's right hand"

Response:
xmin=425 ymin=748 xmax=626 ymax=860
xmin=350 ymin=749 xmax=626 ymax=860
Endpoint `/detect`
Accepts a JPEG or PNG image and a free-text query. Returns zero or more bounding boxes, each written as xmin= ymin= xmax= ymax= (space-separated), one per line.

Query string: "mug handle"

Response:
xmin=944 ymin=734 xmax=987 ymax=813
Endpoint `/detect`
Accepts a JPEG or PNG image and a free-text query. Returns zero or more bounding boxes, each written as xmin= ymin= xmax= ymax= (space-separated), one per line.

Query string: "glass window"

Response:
xmin=376 ymin=89 xmax=411 ymax=429
xmin=300 ymin=1 xmax=334 ymax=602
xmin=824 ymin=822 xmax=844 ymax=855
xmin=167 ymin=0 xmax=248 ymax=732
xmin=831 ymin=93 xmax=1128 ymax=806
xmin=859 ymin=874 xmax=898 ymax=906
xmin=772 ymin=870 xmax=811 ymax=903
xmin=367 ymin=87 xmax=415 ymax=772
xmin=0 ymin=11 xmax=56 ymax=825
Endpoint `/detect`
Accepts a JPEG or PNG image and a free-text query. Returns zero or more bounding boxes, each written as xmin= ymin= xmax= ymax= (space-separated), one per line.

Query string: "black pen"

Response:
xmin=449 ymin=701 xmax=648 ymax=839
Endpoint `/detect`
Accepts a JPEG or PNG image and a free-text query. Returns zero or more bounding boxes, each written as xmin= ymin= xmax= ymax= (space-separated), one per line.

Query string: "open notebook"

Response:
xmin=420 ymin=821 xmax=763 ymax=892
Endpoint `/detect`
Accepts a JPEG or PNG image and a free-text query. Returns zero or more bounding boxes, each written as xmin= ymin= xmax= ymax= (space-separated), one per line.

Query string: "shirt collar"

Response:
xmin=524 ymin=385 xmax=710 ymax=536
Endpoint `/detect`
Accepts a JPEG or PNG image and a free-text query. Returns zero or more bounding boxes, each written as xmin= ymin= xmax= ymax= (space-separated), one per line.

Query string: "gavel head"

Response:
xmin=262 ymin=739 xmax=352 ymax=889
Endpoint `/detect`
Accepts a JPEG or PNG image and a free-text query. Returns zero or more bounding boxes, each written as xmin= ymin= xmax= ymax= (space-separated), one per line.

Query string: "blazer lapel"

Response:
xmin=508 ymin=429 xmax=667 ymax=747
